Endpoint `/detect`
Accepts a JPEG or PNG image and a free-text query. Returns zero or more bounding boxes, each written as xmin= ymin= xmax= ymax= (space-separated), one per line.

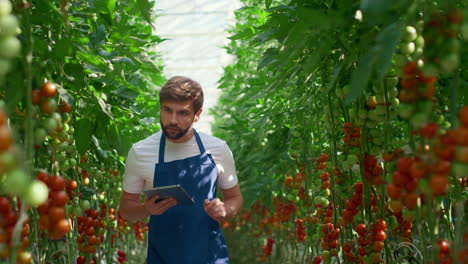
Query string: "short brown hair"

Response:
xmin=159 ymin=76 xmax=204 ymax=113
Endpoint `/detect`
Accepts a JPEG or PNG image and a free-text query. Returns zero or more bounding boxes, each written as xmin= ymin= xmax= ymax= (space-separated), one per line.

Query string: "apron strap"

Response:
xmin=193 ymin=129 xmax=206 ymax=154
xmin=158 ymin=129 xmax=206 ymax=164
xmin=159 ymin=132 xmax=166 ymax=164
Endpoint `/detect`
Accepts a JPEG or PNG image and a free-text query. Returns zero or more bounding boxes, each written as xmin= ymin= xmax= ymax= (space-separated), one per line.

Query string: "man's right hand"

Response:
xmin=143 ymin=195 xmax=178 ymax=216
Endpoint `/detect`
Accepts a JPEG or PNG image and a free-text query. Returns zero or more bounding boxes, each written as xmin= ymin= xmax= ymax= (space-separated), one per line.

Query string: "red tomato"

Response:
xmin=31 ymin=90 xmax=41 ymax=105
xmin=59 ymin=101 xmax=72 ymax=113
xmin=0 ymin=126 xmax=13 ymax=151
xmin=48 ymin=176 xmax=65 ymax=191
xmin=374 ymin=230 xmax=387 ymax=241
xmin=48 ymin=207 xmax=65 ymax=224
xmin=40 ymin=82 xmax=57 ymax=98
xmin=51 ymin=191 xmax=68 ymax=207
xmin=40 ymin=98 xmax=57 ymax=114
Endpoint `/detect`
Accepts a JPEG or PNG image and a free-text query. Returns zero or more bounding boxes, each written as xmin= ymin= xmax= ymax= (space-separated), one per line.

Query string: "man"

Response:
xmin=119 ymin=76 xmax=243 ymax=264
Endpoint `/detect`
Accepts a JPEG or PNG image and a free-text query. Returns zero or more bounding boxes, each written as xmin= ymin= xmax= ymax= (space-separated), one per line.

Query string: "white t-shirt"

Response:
xmin=122 ymin=131 xmax=238 ymax=194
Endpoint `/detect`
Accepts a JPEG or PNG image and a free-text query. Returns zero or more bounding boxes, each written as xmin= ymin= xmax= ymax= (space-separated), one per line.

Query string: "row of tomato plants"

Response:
xmin=0 ymin=0 xmax=164 ymax=263
xmin=214 ymin=0 xmax=467 ymax=263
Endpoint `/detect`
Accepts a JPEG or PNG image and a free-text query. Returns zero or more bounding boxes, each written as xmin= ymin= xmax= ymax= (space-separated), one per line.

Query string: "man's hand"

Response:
xmin=144 ymin=195 xmax=177 ymax=216
xmin=204 ymin=198 xmax=226 ymax=222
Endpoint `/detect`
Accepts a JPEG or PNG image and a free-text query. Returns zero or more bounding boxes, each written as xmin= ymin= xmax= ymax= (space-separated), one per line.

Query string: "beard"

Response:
xmin=160 ymin=121 xmax=192 ymax=140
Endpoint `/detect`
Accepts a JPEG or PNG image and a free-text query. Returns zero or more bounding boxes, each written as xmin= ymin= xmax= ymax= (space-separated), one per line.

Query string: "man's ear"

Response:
xmin=194 ymin=108 xmax=203 ymax=122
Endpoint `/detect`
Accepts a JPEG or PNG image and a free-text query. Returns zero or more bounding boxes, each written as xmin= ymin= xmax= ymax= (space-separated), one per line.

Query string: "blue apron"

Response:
xmin=147 ymin=129 xmax=229 ymax=264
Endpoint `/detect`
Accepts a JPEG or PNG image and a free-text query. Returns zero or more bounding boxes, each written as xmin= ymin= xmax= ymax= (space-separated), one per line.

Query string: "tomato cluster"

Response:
xmin=342 ymin=122 xmax=361 ymax=148
xmin=356 ymin=220 xmax=387 ymax=263
xmin=320 ymin=223 xmax=340 ymax=260
xmin=258 ymin=237 xmax=274 ymax=262
xmin=116 ymin=250 xmax=127 ymax=264
xmin=76 ymin=209 xmax=105 ymax=254
xmin=363 ymin=154 xmax=384 ymax=185
xmin=436 ymin=239 xmax=453 ymax=264
xmin=0 ymin=197 xmax=30 ymax=262
xmin=0 ymin=0 xmax=21 ymax=81
xmin=339 ymin=182 xmax=363 ymax=225
xmin=32 ymin=81 xmax=74 ymax=149
xmin=36 ymin=173 xmax=71 ymax=239
xmin=295 ymin=218 xmax=306 ymax=242
xmin=132 ymin=220 xmax=148 ymax=241
xmin=424 ymin=8 xmax=463 ymax=74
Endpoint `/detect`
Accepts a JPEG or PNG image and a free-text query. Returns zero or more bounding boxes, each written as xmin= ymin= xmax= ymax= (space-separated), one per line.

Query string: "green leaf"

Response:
xmin=258 ymin=48 xmax=279 ymax=70
xmin=54 ymin=38 xmax=74 ymax=57
xmin=74 ymin=118 xmax=94 ymax=155
xmin=374 ymin=21 xmax=403 ymax=79
xmin=94 ymin=93 xmax=114 ymax=119
xmin=111 ymin=87 xmax=139 ymax=100
xmin=345 ymin=51 xmax=377 ymax=104
xmin=265 ymin=0 xmax=272 ymax=9
xmin=136 ymin=0 xmax=155 ymax=29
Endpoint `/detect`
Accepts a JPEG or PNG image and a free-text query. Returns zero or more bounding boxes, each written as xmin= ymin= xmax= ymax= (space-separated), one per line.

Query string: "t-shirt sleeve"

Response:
xmin=217 ymin=141 xmax=238 ymax=189
xmin=122 ymin=147 xmax=145 ymax=194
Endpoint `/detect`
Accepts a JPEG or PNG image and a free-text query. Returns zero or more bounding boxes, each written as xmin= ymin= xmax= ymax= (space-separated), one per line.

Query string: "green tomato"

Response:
xmin=0 ymin=15 xmax=19 ymax=37
xmin=0 ymin=0 xmax=12 ymax=17
xmin=0 ymin=58 xmax=11 ymax=75
xmin=24 ymin=180 xmax=48 ymax=206
xmin=397 ymin=103 xmax=414 ymax=119
xmin=401 ymin=42 xmax=415 ymax=55
xmin=80 ymin=200 xmax=91 ymax=211
xmin=0 ymin=37 xmax=20 ymax=58
xmin=410 ymin=112 xmax=428 ymax=129
xmin=440 ymin=53 xmax=459 ymax=74
xmin=321 ymin=188 xmax=331 ymax=197
xmin=414 ymin=35 xmax=424 ymax=48
xmin=3 ymin=169 xmax=30 ymax=196
xmin=0 ymin=151 xmax=16 ymax=173
xmin=73 ymin=206 xmax=83 ymax=216
xmin=34 ymin=128 xmax=48 ymax=144
xmin=404 ymin=26 xmax=417 ymax=42
xmin=43 ymin=117 xmax=58 ymax=133
xmin=385 ymin=76 xmax=399 ymax=88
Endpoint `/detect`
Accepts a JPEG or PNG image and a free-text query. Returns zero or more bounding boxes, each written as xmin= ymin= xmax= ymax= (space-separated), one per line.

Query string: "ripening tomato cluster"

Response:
xmin=132 ymin=220 xmax=148 ymax=241
xmin=342 ymin=122 xmax=361 ymax=148
xmin=355 ymin=220 xmax=387 ymax=264
xmin=436 ymin=240 xmax=453 ymax=264
xmin=399 ymin=61 xmax=436 ymax=103
xmin=258 ymin=237 xmax=274 ymax=262
xmin=76 ymin=209 xmax=105 ymax=254
xmin=434 ymin=106 xmax=468 ymax=190
xmin=320 ymin=223 xmax=340 ymax=260
xmin=0 ymin=196 xmax=30 ymax=262
xmin=339 ymin=182 xmax=363 ymax=225
xmin=36 ymin=173 xmax=71 ymax=240
xmin=116 ymin=250 xmax=127 ymax=264
xmin=76 ymin=255 xmax=96 ymax=264
xmin=423 ymin=8 xmax=463 ymax=74
xmin=363 ymin=154 xmax=384 ymax=185
xmin=315 ymin=153 xmax=328 ymax=170
xmin=32 ymin=81 xmax=74 ymax=149
xmin=295 ymin=219 xmax=306 ymax=242
xmin=0 ymin=108 xmax=14 ymax=173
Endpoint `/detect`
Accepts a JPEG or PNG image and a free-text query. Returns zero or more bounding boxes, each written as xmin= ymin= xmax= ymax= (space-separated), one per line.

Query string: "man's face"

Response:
xmin=160 ymin=100 xmax=202 ymax=141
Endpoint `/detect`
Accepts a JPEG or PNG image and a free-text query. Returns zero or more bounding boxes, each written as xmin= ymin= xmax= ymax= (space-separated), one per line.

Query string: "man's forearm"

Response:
xmin=223 ymin=195 xmax=243 ymax=220
xmin=119 ymin=201 xmax=150 ymax=221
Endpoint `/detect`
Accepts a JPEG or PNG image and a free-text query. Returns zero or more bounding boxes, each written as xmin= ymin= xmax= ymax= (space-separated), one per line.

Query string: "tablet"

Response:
xmin=143 ymin=184 xmax=195 ymax=205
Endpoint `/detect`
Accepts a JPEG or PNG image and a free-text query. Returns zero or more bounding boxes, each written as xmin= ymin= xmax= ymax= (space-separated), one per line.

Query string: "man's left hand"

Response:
xmin=203 ymin=198 xmax=226 ymax=222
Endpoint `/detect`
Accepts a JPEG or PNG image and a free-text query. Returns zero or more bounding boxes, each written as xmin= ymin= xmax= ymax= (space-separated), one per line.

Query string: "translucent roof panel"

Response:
xmin=154 ymin=0 xmax=242 ymax=135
